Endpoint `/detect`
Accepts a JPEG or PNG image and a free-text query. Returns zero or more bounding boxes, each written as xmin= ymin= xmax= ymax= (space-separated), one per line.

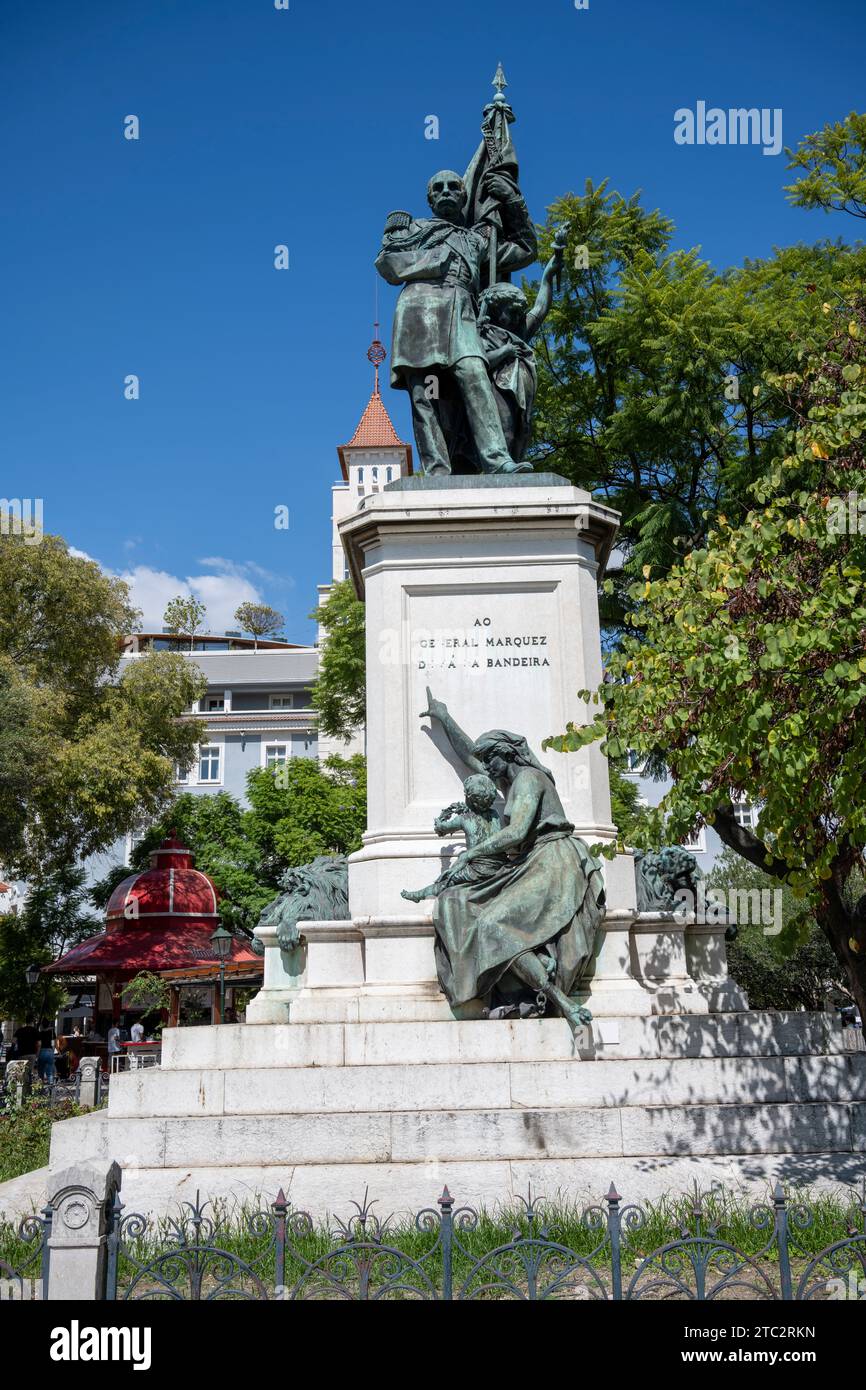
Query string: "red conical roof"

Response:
xmin=105 ymin=834 xmax=219 ymax=931
xmin=342 ymin=387 xmax=406 ymax=450
xmin=45 ymin=834 xmax=260 ymax=977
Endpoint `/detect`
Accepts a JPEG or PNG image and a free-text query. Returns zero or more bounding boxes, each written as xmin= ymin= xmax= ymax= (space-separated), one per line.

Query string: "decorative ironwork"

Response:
xmin=106 ymin=1190 xmax=279 ymax=1300
xmin=3 ymin=1173 xmax=864 ymax=1302
xmin=0 ymin=1207 xmax=51 ymax=1300
xmin=796 ymin=1179 xmax=866 ymax=1301
xmin=626 ymin=1183 xmax=782 ymax=1301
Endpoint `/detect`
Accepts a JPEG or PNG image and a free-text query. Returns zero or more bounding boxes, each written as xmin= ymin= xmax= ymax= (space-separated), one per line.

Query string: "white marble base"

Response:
xmin=36 ymin=1009 xmax=862 ymax=1223
xmin=248 ymin=906 xmax=743 ymax=1024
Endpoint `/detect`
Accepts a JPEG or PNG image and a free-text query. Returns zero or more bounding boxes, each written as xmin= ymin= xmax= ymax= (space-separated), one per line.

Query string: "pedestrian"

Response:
xmin=107 ymin=1022 xmax=122 ymax=1067
xmin=13 ymin=1021 xmax=40 ymax=1059
xmin=37 ymin=1027 xmax=55 ymax=1084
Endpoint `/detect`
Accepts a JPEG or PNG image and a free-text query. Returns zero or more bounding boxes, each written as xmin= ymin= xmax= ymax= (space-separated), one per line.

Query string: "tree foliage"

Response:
xmin=0 ymin=533 xmax=206 ymax=876
xmin=309 ymin=580 xmax=366 ymax=740
xmin=0 ymin=866 xmax=100 ymax=1019
xmin=92 ymin=755 xmax=367 ymax=936
xmin=707 ymin=849 xmax=848 ymax=1011
xmin=162 ymin=595 xmax=207 ymax=650
xmin=233 ymin=602 xmax=285 ymax=648
xmin=528 ymin=179 xmax=866 ymax=630
xmin=547 ymin=297 xmax=866 ymax=1019
xmin=785 ymin=110 xmax=866 ymax=221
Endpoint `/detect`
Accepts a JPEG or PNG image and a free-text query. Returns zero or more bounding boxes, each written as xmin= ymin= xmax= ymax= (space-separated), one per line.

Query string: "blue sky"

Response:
xmin=2 ymin=0 xmax=863 ymax=642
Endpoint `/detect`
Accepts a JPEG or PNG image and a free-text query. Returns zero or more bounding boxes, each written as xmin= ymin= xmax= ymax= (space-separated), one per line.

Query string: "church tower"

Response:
xmin=328 ymin=332 xmax=413 ymax=584
xmin=316 ymin=333 xmax=412 ymax=759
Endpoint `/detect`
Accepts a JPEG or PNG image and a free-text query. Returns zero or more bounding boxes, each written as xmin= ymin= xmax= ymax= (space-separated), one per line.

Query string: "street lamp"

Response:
xmin=24 ymin=962 xmax=49 ymax=1030
xmin=209 ymin=926 xmax=232 ymax=1024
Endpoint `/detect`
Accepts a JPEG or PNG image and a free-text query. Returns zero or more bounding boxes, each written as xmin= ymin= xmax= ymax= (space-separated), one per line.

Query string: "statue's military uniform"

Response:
xmin=375 ymin=204 xmax=536 ymax=385
xmin=375 ymin=196 xmax=537 ymax=474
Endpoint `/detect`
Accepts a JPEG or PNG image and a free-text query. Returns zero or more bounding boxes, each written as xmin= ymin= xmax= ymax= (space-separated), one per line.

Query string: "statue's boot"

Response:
xmin=491 ymin=459 xmax=534 ymax=474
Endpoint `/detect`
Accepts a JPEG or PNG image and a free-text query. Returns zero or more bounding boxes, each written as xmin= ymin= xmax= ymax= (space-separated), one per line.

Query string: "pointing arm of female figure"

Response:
xmin=419 ymin=687 xmax=485 ymax=776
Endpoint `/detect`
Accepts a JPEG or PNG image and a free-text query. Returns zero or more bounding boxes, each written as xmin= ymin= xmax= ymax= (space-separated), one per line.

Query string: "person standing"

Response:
xmin=37 ymin=1027 xmax=55 ymax=1084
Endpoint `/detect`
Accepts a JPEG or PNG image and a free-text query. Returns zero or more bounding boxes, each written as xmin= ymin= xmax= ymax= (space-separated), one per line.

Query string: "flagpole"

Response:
xmin=481 ymin=61 xmax=509 ymax=285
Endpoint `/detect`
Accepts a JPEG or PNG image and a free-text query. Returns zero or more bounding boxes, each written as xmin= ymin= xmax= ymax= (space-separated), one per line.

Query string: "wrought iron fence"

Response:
xmin=99 ymin=1180 xmax=866 ymax=1302
xmin=3 ymin=1178 xmax=864 ymax=1301
xmin=0 ymin=1207 xmax=51 ymax=1302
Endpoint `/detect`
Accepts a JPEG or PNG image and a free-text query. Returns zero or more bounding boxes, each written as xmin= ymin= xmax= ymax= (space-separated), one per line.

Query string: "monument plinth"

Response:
xmin=339 ymin=475 xmax=636 ymax=924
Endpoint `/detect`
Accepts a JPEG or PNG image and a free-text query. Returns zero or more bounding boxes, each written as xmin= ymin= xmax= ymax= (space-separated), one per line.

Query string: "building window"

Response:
xmin=386 ymin=466 xmax=393 ymax=482
xmin=269 ymin=695 xmax=293 ymax=709
xmin=372 ymin=466 xmax=378 ymax=481
xmin=733 ymin=800 xmax=755 ymax=830
xmin=174 ymin=762 xmax=190 ymax=784
xmin=125 ymin=827 xmax=147 ymax=866
xmin=679 ymin=826 xmax=706 ymax=854
xmin=206 ymin=696 xmax=225 ymax=712
xmin=198 ymin=745 xmax=221 ymax=783
xmin=357 ymin=467 xmax=364 ymax=483
xmin=265 ymin=743 xmax=288 ymax=769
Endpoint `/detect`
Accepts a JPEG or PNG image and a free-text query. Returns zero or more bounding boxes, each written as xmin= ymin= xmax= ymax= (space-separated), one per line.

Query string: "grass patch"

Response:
xmin=111 ymin=1183 xmax=866 ymax=1300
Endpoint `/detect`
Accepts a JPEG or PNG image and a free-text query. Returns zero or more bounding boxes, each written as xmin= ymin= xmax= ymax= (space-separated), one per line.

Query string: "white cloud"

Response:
xmin=65 ymin=545 xmax=286 ymax=634
xmin=197 ymin=556 xmax=292 ymax=590
xmin=118 ymin=565 xmax=263 ymax=634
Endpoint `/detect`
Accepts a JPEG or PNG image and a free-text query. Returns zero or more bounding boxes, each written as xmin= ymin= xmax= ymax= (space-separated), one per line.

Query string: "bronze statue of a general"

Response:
xmin=375 ymin=162 xmax=537 ymax=476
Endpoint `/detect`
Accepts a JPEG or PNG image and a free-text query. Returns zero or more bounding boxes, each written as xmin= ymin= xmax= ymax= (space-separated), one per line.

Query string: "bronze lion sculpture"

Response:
xmin=255 ymin=854 xmax=350 ymax=951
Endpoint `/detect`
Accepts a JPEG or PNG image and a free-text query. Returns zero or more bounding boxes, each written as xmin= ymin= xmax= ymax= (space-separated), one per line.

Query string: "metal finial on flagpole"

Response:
xmin=492 ymin=61 xmax=507 ymax=100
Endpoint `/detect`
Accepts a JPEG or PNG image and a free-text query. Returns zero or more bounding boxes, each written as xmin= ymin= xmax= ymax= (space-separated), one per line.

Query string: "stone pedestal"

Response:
xmin=247 ymin=475 xmax=750 ymax=1028
xmin=337 ymin=475 xmax=632 ymax=920
xmin=685 ymin=920 xmax=749 ymax=1011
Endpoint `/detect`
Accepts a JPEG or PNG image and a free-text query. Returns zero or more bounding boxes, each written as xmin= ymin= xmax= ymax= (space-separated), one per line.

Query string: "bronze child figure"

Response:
xmin=401 ymin=774 xmax=502 ymax=902
xmin=477 ymin=226 xmax=567 ymax=461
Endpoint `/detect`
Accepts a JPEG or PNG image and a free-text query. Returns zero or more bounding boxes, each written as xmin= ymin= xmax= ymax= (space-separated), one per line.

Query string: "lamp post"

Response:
xmin=25 ymin=962 xmax=47 ymax=1023
xmin=209 ymin=926 xmax=232 ymax=1024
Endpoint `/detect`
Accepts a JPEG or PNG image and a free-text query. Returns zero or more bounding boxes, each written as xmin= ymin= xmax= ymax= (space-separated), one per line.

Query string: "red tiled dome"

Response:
xmin=105 ymin=835 xmax=219 ymax=932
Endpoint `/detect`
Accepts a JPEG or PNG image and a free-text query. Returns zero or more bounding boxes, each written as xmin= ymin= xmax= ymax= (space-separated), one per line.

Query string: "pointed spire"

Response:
xmin=492 ymin=61 xmax=507 ymax=97
xmin=336 ymin=334 xmax=413 ymax=479
xmin=367 ymin=325 xmax=387 ymax=396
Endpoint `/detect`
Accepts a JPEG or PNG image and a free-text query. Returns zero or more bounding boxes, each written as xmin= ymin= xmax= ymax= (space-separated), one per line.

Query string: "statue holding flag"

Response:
xmin=375 ymin=66 xmax=539 ymax=476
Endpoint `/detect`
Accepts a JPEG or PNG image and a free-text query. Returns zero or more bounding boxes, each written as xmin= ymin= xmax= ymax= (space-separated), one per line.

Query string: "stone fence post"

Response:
xmin=4 ymin=1058 xmax=32 ymax=1106
xmin=77 ymin=1056 xmax=102 ymax=1108
xmin=46 ymin=1159 xmax=121 ymax=1301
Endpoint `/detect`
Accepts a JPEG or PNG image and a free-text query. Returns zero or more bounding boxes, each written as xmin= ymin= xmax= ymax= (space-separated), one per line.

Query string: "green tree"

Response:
xmin=785 ymin=110 xmax=866 ymax=221
xmin=546 ymin=298 xmax=866 ymax=1021
xmin=707 ymin=849 xmax=848 ymax=1011
xmin=608 ymin=763 xmax=653 ymax=847
xmin=0 ymin=533 xmax=206 ymax=876
xmin=233 ymin=602 xmax=285 ymax=650
xmin=309 ymin=580 xmax=366 ymax=740
xmin=92 ymin=756 xmax=368 ymax=937
xmin=528 ymin=180 xmax=866 ymax=629
xmin=0 ymin=866 xmax=100 ymax=1020
xmin=163 ymin=595 xmax=207 ymax=650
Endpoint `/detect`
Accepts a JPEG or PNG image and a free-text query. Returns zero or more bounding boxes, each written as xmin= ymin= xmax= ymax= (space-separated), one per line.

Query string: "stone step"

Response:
xmin=107 ymin=1053 xmax=866 ymax=1119
xmin=160 ymin=1011 xmax=847 ymax=1072
xmin=51 ymin=1100 xmax=865 ymax=1172
xmin=32 ymin=1145 xmax=866 ymax=1224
